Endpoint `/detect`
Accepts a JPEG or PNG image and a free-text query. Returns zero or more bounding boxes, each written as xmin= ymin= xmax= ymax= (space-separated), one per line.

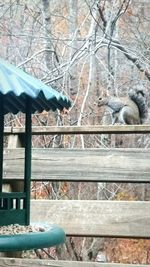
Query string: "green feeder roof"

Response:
xmin=0 ymin=58 xmax=71 ymax=114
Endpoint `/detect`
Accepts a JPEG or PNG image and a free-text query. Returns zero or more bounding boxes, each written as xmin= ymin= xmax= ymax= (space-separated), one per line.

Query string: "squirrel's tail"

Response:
xmin=128 ymin=89 xmax=148 ymax=121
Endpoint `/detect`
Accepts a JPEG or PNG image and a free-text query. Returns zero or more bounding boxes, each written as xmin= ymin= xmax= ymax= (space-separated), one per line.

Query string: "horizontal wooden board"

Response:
xmin=1 ymin=258 xmax=150 ymax=267
xmin=3 ymin=148 xmax=150 ymax=182
xmin=30 ymin=200 xmax=150 ymax=238
xmin=4 ymin=125 xmax=150 ymax=135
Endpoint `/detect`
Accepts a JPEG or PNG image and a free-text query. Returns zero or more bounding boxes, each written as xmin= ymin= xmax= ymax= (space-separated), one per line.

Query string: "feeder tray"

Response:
xmin=0 ymin=224 xmax=65 ymax=252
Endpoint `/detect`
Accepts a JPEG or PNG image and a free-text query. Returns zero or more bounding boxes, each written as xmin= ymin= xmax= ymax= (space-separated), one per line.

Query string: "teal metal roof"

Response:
xmin=0 ymin=58 xmax=71 ymax=114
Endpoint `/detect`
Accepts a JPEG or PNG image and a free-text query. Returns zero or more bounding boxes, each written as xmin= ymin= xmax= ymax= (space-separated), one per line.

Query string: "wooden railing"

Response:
xmin=1 ymin=125 xmax=150 ymax=267
xmin=4 ymin=125 xmax=150 ymax=134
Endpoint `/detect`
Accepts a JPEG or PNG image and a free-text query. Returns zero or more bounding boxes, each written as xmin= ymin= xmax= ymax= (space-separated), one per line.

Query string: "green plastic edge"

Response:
xmin=0 ymin=225 xmax=65 ymax=252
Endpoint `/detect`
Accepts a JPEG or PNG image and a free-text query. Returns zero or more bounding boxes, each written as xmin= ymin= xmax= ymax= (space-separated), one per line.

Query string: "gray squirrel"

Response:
xmin=98 ymin=89 xmax=148 ymax=124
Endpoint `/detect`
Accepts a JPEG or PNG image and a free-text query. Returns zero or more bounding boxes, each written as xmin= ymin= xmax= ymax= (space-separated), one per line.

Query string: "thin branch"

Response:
xmin=106 ymin=39 xmax=150 ymax=81
xmin=17 ymin=48 xmax=55 ymax=67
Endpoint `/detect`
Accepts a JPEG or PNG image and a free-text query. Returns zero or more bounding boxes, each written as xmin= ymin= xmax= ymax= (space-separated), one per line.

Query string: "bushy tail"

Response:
xmin=128 ymin=89 xmax=148 ymax=121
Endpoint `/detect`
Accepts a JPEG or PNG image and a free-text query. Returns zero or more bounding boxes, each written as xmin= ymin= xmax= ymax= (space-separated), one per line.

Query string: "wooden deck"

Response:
xmin=0 ymin=126 xmax=150 ymax=267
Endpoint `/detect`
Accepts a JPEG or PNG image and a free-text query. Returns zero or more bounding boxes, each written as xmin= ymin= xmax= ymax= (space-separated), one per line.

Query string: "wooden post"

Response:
xmin=4 ymin=135 xmax=24 ymax=193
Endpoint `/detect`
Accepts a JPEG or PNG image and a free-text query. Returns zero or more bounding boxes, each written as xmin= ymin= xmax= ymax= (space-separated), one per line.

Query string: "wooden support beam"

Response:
xmin=4 ymin=125 xmax=150 ymax=135
xmin=0 ymin=258 xmax=150 ymax=267
xmin=30 ymin=200 xmax=150 ymax=238
xmin=3 ymin=148 xmax=150 ymax=182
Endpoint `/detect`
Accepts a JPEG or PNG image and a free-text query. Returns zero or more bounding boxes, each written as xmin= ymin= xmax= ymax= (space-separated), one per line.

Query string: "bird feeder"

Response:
xmin=0 ymin=58 xmax=71 ymax=251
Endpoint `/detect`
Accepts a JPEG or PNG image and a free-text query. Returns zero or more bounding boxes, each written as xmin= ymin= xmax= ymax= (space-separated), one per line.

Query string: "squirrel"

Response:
xmin=98 ymin=89 xmax=148 ymax=125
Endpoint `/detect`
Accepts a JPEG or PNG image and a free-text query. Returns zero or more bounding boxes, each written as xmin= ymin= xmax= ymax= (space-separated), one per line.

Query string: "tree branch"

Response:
xmin=104 ymin=39 xmax=150 ymax=81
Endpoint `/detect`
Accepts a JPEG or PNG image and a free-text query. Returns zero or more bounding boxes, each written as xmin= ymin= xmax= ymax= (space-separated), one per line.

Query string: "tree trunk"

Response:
xmin=42 ymin=0 xmax=53 ymax=69
xmin=69 ymin=0 xmax=78 ymax=96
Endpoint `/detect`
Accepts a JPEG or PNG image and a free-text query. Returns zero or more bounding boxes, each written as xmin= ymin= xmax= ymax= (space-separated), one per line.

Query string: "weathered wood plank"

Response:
xmin=3 ymin=148 xmax=150 ymax=182
xmin=0 ymin=258 xmax=150 ymax=267
xmin=4 ymin=125 xmax=150 ymax=135
xmin=30 ymin=200 xmax=150 ymax=238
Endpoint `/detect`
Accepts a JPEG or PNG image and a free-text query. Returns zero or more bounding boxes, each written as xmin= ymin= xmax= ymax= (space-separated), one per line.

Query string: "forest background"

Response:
xmin=0 ymin=0 xmax=150 ymax=264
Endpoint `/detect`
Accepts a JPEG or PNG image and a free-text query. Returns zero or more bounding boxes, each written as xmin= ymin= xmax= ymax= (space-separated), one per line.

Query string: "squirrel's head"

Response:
xmin=98 ymin=97 xmax=109 ymax=107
